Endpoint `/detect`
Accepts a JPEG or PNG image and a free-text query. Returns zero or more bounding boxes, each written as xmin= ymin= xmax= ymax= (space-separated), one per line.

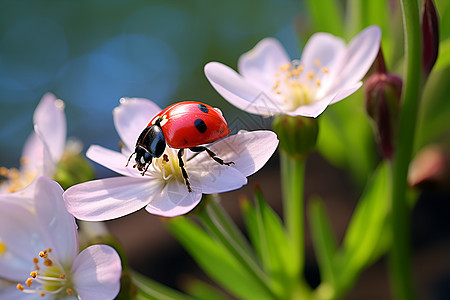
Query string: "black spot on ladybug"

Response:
xmin=194 ymin=119 xmax=207 ymax=133
xmin=198 ymin=104 xmax=209 ymax=113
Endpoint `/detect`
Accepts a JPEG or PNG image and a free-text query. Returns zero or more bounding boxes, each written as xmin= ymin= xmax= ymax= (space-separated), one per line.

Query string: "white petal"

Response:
xmin=290 ymin=82 xmax=363 ymax=117
xmin=290 ymin=95 xmax=335 ymax=118
xmin=188 ymin=161 xmax=248 ymax=194
xmin=113 ymin=98 xmax=162 ymax=152
xmin=329 ymin=25 xmax=381 ymax=94
xmin=145 ymin=180 xmax=202 ymax=217
xmin=0 ymin=178 xmax=36 ymax=207
xmin=33 ymin=93 xmax=66 ymax=164
xmin=0 ymin=201 xmax=43 ymax=281
xmin=71 ymin=245 xmax=121 ymax=300
xmin=238 ymin=38 xmax=290 ymax=88
xmin=33 ymin=124 xmax=57 ymax=178
xmin=63 ymin=176 xmax=163 ymax=221
xmin=86 ymin=145 xmax=142 ymax=178
xmin=190 ymin=130 xmax=279 ymax=177
xmin=299 ymin=32 xmax=346 ymax=84
xmin=329 ymin=81 xmax=363 ymax=104
xmin=20 ymin=132 xmax=44 ymax=175
xmin=204 ymin=62 xmax=284 ymax=116
xmin=34 ymin=177 xmax=78 ymax=266
xmin=0 ymin=285 xmax=41 ymax=300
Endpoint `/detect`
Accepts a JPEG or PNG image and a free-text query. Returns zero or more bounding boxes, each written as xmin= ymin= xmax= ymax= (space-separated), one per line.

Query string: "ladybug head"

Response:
xmin=127 ymin=124 xmax=167 ymax=174
xmin=133 ymin=145 xmax=153 ymax=171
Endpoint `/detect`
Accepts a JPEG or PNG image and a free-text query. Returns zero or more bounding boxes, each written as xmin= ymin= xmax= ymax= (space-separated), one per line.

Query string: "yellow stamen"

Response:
xmin=0 ymin=167 xmax=8 ymax=177
xmin=26 ymin=278 xmax=33 ymax=287
xmin=30 ymin=271 xmax=38 ymax=278
xmin=66 ymin=288 xmax=73 ymax=295
xmin=279 ymin=63 xmax=290 ymax=71
xmin=44 ymin=258 xmax=53 ymax=267
xmin=273 ymin=80 xmax=279 ymax=89
xmin=33 ymin=257 xmax=39 ymax=264
xmin=322 ymin=67 xmax=329 ymax=73
xmin=307 ymin=71 xmax=315 ymax=79
xmin=17 ymin=284 xmax=24 ymax=291
xmin=0 ymin=241 xmax=6 ymax=255
xmin=60 ymin=274 xmax=66 ymax=279
xmin=316 ymin=79 xmax=321 ymax=86
xmin=314 ymin=59 xmax=321 ymax=66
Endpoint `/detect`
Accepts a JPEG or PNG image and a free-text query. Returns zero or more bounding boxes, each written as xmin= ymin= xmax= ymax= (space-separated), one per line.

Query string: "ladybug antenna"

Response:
xmin=126 ymin=151 xmax=135 ymax=167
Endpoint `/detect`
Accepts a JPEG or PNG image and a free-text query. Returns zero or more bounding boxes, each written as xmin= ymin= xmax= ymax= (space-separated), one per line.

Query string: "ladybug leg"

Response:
xmin=141 ymin=157 xmax=152 ymax=176
xmin=189 ymin=146 xmax=235 ymax=166
xmin=178 ymin=149 xmax=192 ymax=192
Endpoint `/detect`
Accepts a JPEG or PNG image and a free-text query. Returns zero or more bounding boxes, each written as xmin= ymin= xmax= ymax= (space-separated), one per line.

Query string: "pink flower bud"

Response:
xmin=364 ymin=73 xmax=403 ymax=159
xmin=422 ymin=0 xmax=439 ymax=76
xmin=408 ymin=145 xmax=450 ymax=190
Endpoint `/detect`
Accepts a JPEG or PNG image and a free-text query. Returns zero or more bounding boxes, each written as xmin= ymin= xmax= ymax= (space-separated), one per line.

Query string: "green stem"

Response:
xmin=196 ymin=198 xmax=276 ymax=299
xmin=389 ymin=0 xmax=422 ymax=299
xmin=281 ymin=151 xmax=306 ymax=280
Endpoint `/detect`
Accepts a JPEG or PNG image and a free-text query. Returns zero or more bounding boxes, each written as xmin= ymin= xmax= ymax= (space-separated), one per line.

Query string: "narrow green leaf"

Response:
xmin=416 ymin=65 xmax=450 ymax=149
xmin=308 ymin=197 xmax=338 ymax=286
xmin=196 ymin=198 xmax=274 ymax=298
xmin=339 ymin=162 xmax=390 ymax=281
xmin=239 ymin=196 xmax=262 ymax=261
xmin=254 ymin=188 xmax=297 ymax=298
xmin=184 ymin=278 xmax=229 ymax=300
xmin=305 ymin=0 xmax=344 ymax=36
xmin=166 ymin=217 xmax=274 ymax=300
xmin=434 ymin=38 xmax=450 ymax=71
xmin=133 ymin=271 xmax=194 ymax=300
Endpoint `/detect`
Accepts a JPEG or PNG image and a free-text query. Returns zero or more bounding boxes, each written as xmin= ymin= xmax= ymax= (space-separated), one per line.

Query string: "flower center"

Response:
xmin=16 ymin=248 xmax=76 ymax=298
xmin=0 ymin=164 xmax=36 ymax=193
xmin=273 ymin=59 xmax=329 ymax=111
xmin=150 ymin=149 xmax=185 ymax=183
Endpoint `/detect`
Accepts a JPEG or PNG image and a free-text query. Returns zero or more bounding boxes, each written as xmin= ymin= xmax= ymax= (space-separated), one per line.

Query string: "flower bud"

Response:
xmin=422 ymin=0 xmax=439 ymax=76
xmin=408 ymin=145 xmax=450 ymax=190
xmin=364 ymin=73 xmax=403 ymax=159
xmin=272 ymin=115 xmax=318 ymax=160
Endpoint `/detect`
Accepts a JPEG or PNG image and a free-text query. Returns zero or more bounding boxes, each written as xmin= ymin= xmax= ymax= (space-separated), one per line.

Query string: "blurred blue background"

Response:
xmin=0 ymin=0 xmax=303 ymax=169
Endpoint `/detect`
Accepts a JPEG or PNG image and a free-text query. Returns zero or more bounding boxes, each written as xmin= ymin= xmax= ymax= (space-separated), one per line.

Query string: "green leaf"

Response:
xmin=304 ymin=0 xmax=344 ymax=36
xmin=184 ymin=278 xmax=229 ymax=300
xmin=433 ymin=38 xmax=450 ymax=72
xmin=339 ymin=162 xmax=391 ymax=284
xmin=239 ymin=197 xmax=262 ymax=261
xmin=416 ymin=65 xmax=450 ymax=149
xmin=308 ymin=197 xmax=338 ymax=287
xmin=166 ymin=217 xmax=274 ymax=300
xmin=133 ymin=271 xmax=194 ymax=300
xmin=254 ymin=188 xmax=296 ymax=298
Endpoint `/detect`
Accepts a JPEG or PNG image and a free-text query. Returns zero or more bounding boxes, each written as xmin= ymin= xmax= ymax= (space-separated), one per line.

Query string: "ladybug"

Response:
xmin=126 ymin=101 xmax=234 ymax=192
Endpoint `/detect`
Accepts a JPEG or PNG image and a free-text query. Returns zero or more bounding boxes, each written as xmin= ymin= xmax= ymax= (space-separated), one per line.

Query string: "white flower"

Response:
xmin=204 ymin=26 xmax=381 ymax=118
xmin=0 ymin=93 xmax=66 ymax=194
xmin=0 ymin=176 xmax=122 ymax=299
xmin=63 ymin=98 xmax=279 ymax=219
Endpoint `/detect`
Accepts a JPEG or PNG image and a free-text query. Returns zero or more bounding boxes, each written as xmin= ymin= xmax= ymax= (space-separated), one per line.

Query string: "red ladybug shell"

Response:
xmin=149 ymin=101 xmax=230 ymax=149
